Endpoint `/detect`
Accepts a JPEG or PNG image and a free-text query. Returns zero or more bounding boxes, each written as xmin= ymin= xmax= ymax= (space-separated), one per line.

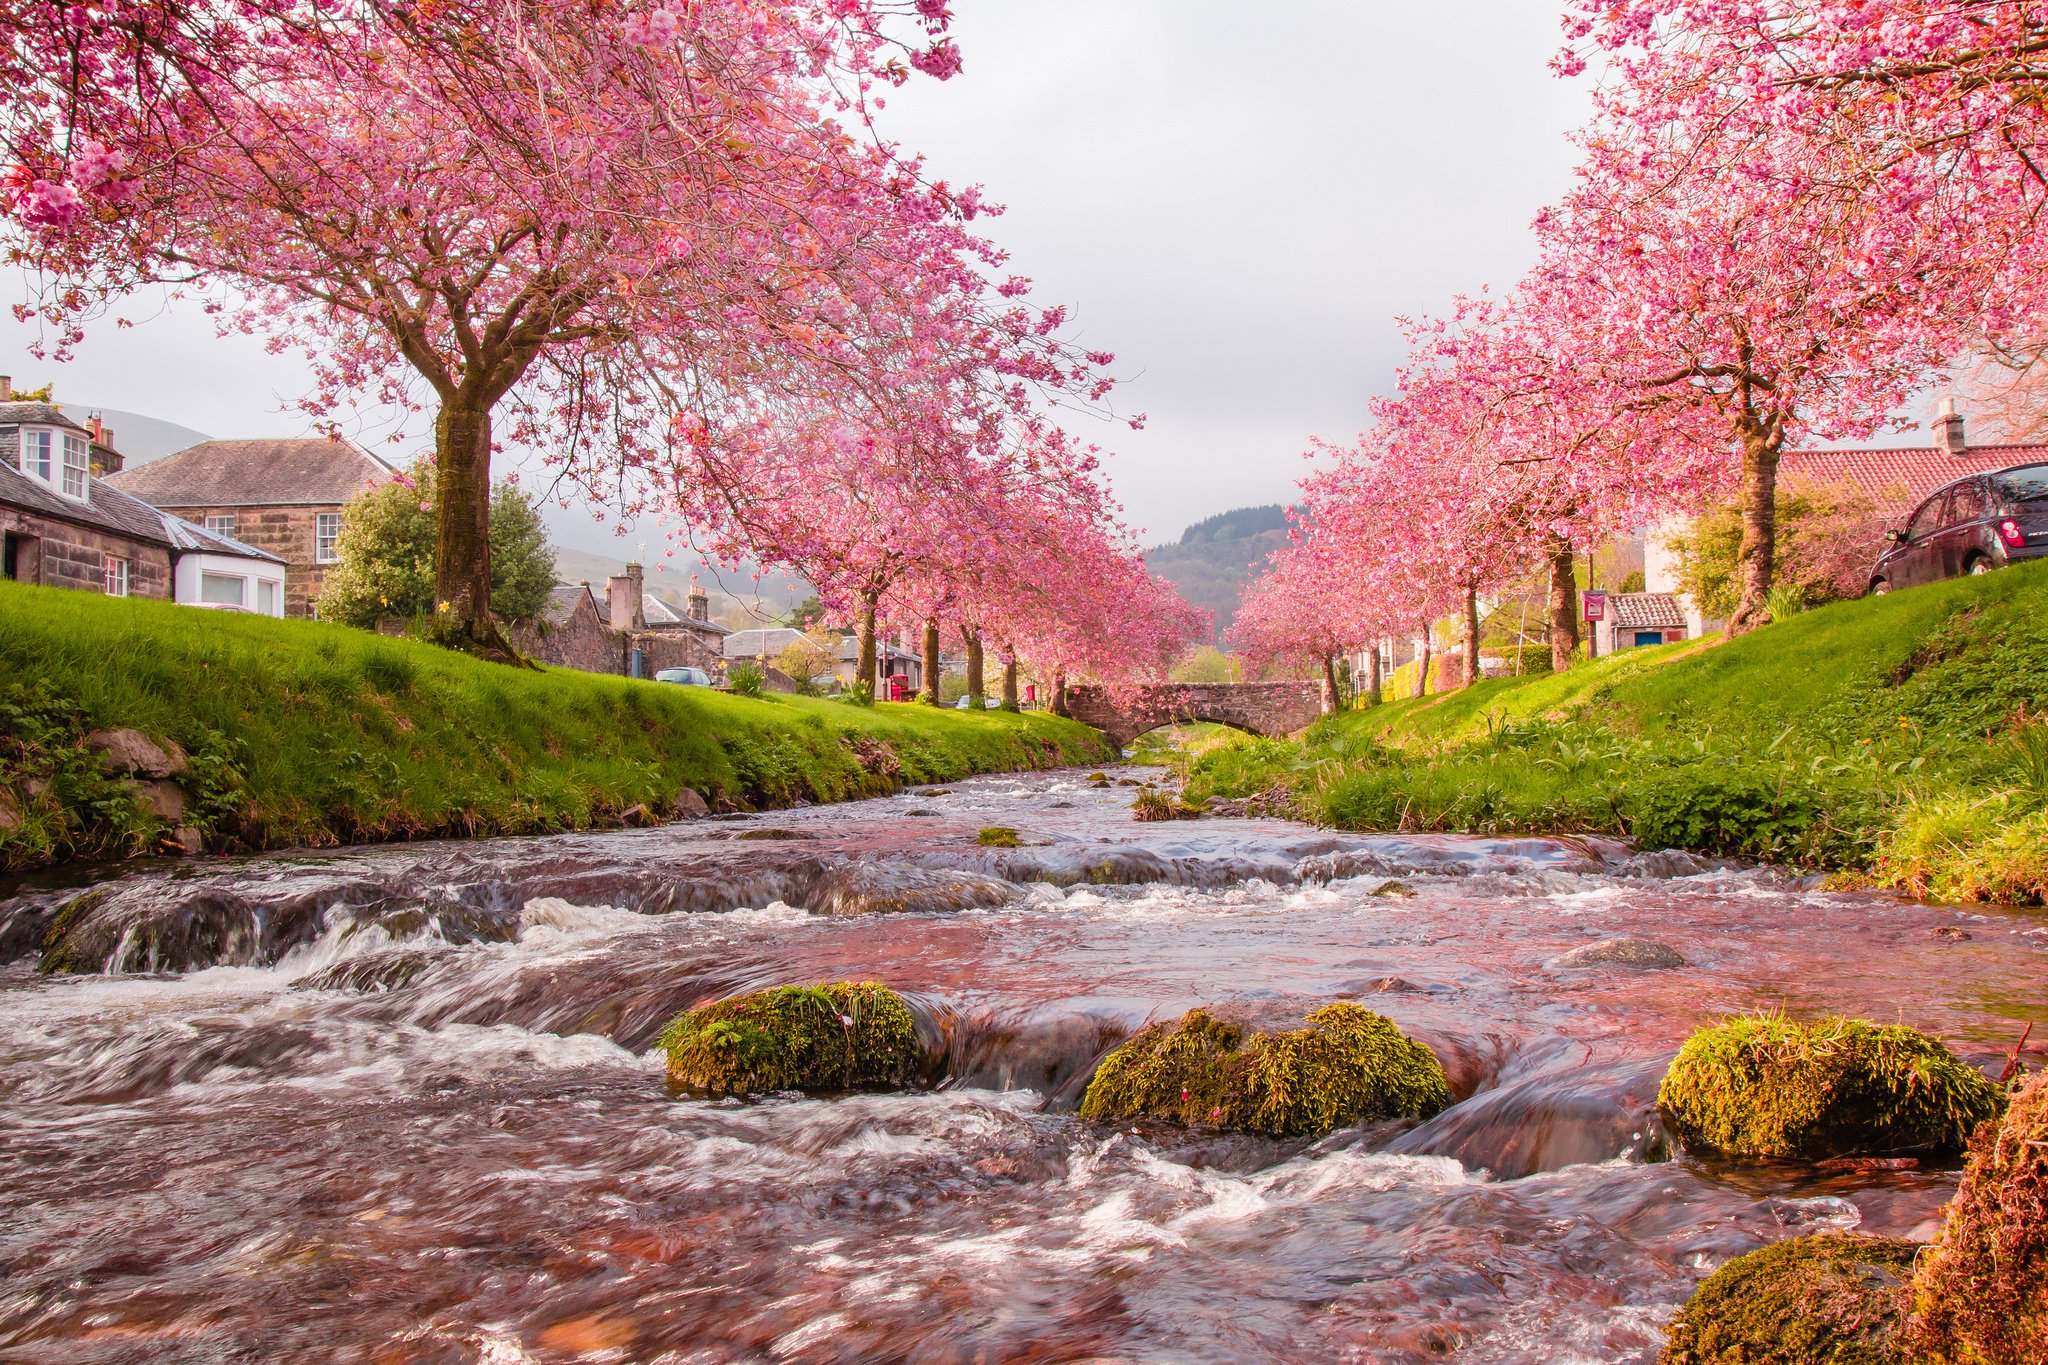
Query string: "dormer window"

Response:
xmin=6 ymin=424 xmax=90 ymax=503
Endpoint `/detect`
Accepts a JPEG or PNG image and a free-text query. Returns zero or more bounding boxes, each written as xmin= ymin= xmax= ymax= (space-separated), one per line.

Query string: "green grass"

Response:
xmin=1182 ymin=561 xmax=2048 ymax=897
xmin=0 ymin=581 xmax=1113 ymax=870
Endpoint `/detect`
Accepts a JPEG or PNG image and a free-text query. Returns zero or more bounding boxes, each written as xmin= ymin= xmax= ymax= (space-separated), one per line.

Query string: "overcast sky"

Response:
xmin=1 ymin=0 xmax=1591 ymax=553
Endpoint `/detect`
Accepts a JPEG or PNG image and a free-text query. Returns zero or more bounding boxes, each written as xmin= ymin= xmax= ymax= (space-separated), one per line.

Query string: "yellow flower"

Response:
xmin=438 ymin=600 xmax=451 ymax=612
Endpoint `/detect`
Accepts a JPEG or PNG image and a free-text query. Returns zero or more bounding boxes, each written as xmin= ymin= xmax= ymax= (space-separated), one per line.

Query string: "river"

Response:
xmin=1 ymin=768 xmax=2042 ymax=1364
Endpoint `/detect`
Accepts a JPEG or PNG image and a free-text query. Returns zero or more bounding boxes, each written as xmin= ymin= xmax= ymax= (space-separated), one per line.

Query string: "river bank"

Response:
xmin=0 ymin=582 xmax=1114 ymax=874
xmin=1 ymin=768 xmax=2041 ymax=1361
xmin=1182 ymin=561 xmax=2048 ymax=903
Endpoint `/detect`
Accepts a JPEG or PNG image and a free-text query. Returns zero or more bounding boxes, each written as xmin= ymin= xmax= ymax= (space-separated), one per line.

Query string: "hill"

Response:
xmin=54 ymin=404 xmax=214 ymax=465
xmin=1181 ymin=559 xmax=2048 ymax=902
xmin=1143 ymin=504 xmax=1292 ymax=641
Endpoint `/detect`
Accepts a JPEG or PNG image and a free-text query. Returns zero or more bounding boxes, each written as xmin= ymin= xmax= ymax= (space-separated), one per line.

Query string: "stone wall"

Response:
xmin=1064 ymin=681 xmax=1326 ymax=746
xmin=156 ymin=503 xmax=334 ymax=618
xmin=0 ymin=507 xmax=172 ymax=599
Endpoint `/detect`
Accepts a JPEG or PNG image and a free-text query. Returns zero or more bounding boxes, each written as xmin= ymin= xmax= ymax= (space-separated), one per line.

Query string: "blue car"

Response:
xmin=1868 ymin=462 xmax=2048 ymax=595
xmin=654 ymin=667 xmax=715 ymax=687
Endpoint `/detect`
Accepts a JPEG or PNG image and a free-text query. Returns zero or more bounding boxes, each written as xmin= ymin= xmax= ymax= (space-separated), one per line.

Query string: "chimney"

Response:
xmin=0 ymin=375 xmax=10 ymax=401
xmin=687 ymin=583 xmax=709 ymax=622
xmin=1937 ymin=395 xmax=1967 ymax=456
xmin=607 ymin=563 xmax=646 ymax=632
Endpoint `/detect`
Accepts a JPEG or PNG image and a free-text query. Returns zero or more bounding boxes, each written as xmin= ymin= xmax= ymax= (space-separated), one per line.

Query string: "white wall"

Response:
xmin=173 ymin=553 xmax=287 ymax=617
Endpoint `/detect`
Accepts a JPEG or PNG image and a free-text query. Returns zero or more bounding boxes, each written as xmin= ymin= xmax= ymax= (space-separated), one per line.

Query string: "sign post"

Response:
xmin=1582 ymin=591 xmax=1607 ymax=659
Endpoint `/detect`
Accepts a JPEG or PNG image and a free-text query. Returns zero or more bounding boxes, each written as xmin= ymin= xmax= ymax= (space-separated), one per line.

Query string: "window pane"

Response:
xmin=257 ymin=580 xmax=278 ymax=615
xmin=1908 ymin=495 xmax=1947 ymax=537
xmin=104 ymin=556 xmax=129 ymax=597
xmin=1994 ymin=465 xmax=2048 ymax=504
xmin=61 ymin=434 xmax=88 ymax=498
xmin=204 ymin=514 xmax=237 ymax=538
xmin=315 ymin=513 xmax=342 ymax=563
xmin=22 ymin=429 xmax=52 ymax=482
xmin=1944 ymin=483 xmax=1985 ymax=524
xmin=199 ymin=572 xmax=246 ymax=606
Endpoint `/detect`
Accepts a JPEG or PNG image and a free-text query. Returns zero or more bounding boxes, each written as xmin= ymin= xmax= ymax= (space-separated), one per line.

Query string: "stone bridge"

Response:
xmin=1063 ymin=682 xmax=1326 ymax=747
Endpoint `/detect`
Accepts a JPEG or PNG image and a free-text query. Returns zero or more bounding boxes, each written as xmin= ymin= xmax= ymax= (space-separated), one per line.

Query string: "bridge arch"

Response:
xmin=1062 ymin=682 xmax=1326 ymax=748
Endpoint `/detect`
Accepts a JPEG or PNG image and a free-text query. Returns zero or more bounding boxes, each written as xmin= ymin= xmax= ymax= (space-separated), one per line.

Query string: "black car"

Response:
xmin=1868 ymin=462 xmax=2048 ymax=595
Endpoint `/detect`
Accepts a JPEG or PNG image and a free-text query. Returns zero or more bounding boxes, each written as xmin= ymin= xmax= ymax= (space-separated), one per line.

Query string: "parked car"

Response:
xmin=952 ymin=695 xmax=1003 ymax=709
xmin=653 ymin=667 xmax=715 ymax=687
xmin=1867 ymin=462 xmax=2048 ymax=595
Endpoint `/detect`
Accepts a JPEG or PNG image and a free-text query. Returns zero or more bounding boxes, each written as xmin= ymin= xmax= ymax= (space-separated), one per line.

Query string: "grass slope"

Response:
xmin=0 ymin=581 xmax=1112 ymax=871
xmin=1182 ymin=561 xmax=2048 ymax=900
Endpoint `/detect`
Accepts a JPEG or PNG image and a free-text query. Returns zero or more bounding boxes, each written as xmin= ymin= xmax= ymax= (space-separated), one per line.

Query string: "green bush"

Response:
xmin=1657 ymin=1013 xmax=2005 ymax=1161
xmin=1078 ymin=1003 xmax=1450 ymax=1138
xmin=657 ymin=982 xmax=923 ymax=1098
xmin=1662 ymin=1233 xmax=1917 ymax=1365
xmin=726 ymin=661 xmax=767 ymax=698
xmin=1625 ymin=765 xmax=1819 ymax=860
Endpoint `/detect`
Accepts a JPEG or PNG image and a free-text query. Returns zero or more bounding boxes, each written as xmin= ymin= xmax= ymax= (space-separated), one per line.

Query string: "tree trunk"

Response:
xmin=1000 ymin=653 xmax=1020 ymax=712
xmin=857 ymin=596 xmax=878 ymax=700
xmin=1051 ymin=670 xmax=1070 ymax=718
xmin=1319 ymin=654 xmax=1340 ymax=714
xmin=1725 ymin=422 xmax=1783 ymax=637
xmin=1462 ymin=585 xmax=1482 ymax=689
xmin=1362 ymin=642 xmax=1382 ymax=706
xmin=1546 ymin=535 xmax=1579 ymax=672
xmin=922 ymin=619 xmax=942 ymax=706
xmin=964 ymin=628 xmax=985 ymax=708
xmin=1412 ymin=629 xmax=1432 ymax=699
xmin=432 ymin=399 xmax=513 ymax=658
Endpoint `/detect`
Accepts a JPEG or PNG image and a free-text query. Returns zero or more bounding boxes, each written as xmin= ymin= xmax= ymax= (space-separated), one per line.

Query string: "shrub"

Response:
xmin=1625 ymin=765 xmax=1820 ymax=860
xmin=1880 ymin=797 xmax=2048 ymax=905
xmin=1078 ymin=1002 xmax=1451 ymax=1138
xmin=1905 ymin=1070 xmax=2048 ymax=1364
xmin=1661 ymin=1233 xmax=1917 ymax=1365
xmin=1657 ymin=1013 xmax=2005 ymax=1161
xmin=726 ymin=662 xmax=767 ymax=698
xmin=657 ymin=982 xmax=923 ymax=1098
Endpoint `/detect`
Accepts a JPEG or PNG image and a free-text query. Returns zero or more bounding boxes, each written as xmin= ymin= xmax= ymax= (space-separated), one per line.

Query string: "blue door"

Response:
xmin=1632 ymin=631 xmax=1664 ymax=648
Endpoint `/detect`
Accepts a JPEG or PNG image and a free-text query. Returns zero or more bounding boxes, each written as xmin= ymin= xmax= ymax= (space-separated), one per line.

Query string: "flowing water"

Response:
xmin=1 ymin=769 xmax=2043 ymax=1364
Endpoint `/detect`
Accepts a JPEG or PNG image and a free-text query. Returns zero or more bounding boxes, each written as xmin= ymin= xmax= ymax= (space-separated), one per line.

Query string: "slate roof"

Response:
xmin=1781 ymin=444 xmax=2048 ymax=516
xmin=1609 ymin=592 xmax=1688 ymax=630
xmin=161 ymin=513 xmax=286 ymax=564
xmin=0 ymin=400 xmax=90 ymax=434
xmin=104 ymin=437 xmax=396 ymax=508
xmin=540 ymin=584 xmax=602 ymax=627
xmin=0 ymin=460 xmax=175 ymax=548
xmin=724 ymin=627 xmax=805 ymax=659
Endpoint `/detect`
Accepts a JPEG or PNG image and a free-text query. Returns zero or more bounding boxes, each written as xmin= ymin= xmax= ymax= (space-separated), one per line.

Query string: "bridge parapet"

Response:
xmin=1063 ymin=681 xmax=1325 ymax=747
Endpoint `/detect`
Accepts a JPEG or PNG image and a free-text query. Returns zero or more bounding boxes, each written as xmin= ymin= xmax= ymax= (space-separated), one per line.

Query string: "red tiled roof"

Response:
xmin=1781 ymin=444 xmax=2048 ymax=515
xmin=1610 ymin=592 xmax=1688 ymax=630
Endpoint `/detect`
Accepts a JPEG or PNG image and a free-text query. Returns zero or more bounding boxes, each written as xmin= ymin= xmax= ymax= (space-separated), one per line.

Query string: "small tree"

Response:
xmin=1663 ymin=479 xmax=1881 ymax=618
xmin=1170 ymin=646 xmax=1243 ymax=685
xmin=318 ymin=462 xmax=554 ymax=630
xmin=775 ymin=631 xmax=837 ymax=695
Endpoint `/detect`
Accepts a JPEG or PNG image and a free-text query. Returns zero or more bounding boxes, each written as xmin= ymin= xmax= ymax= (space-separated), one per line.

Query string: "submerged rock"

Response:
xmin=1661 ymin=1233 xmax=1917 ymax=1364
xmin=1078 ymin=1002 xmax=1451 ymax=1138
xmin=805 ymin=863 xmax=1016 ymax=916
xmin=1658 ymin=1014 xmax=2004 ymax=1161
xmin=658 ymin=981 xmax=925 ymax=1098
xmin=293 ymin=950 xmax=437 ymax=994
xmin=1550 ymin=938 xmax=1688 ymax=971
xmin=976 ymin=827 xmax=1022 ymax=848
xmin=1905 ymin=1070 xmax=2047 ymax=1364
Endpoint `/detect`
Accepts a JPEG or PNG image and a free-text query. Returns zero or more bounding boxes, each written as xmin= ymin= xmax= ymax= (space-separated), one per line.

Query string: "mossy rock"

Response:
xmin=658 ymin=981 xmax=923 ymax=1098
xmin=1658 ymin=1014 xmax=2004 ymax=1160
xmin=1660 ymin=1233 xmax=1918 ymax=1364
xmin=1077 ymin=1002 xmax=1450 ymax=1138
xmin=1905 ymin=1069 xmax=2047 ymax=1364
xmin=977 ymin=826 xmax=1022 ymax=847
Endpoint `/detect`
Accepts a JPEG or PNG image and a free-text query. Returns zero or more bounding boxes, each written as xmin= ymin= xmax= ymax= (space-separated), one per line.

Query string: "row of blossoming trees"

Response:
xmin=1234 ymin=2 xmax=2048 ymax=694
xmin=0 ymin=0 xmax=1202 ymax=700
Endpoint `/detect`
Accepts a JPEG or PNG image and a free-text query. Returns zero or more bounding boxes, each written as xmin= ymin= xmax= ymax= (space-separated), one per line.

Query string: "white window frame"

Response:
xmin=19 ymin=427 xmax=53 ymax=484
xmin=104 ymin=555 xmax=129 ymax=597
xmin=60 ymin=432 xmax=88 ymax=500
xmin=314 ymin=512 xmax=343 ymax=564
xmin=199 ymin=571 xmax=247 ymax=608
xmin=256 ymin=578 xmax=279 ymax=616
xmin=203 ymin=513 xmax=238 ymax=538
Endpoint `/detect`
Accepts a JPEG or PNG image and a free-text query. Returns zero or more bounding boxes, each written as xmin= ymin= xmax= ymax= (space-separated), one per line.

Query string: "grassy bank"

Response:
xmin=0 ymin=581 xmax=1113 ymax=873
xmin=1181 ymin=561 xmax=2048 ymax=902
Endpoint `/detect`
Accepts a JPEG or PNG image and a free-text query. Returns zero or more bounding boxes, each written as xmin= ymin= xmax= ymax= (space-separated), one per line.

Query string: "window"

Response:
xmin=199 ymin=572 xmax=246 ymax=607
xmin=19 ymin=428 xmax=52 ymax=483
xmin=204 ymin=513 xmax=238 ymax=538
xmin=256 ymin=579 xmax=279 ymax=616
xmin=60 ymin=433 xmax=88 ymax=499
xmin=1907 ymin=493 xmax=1948 ymax=540
xmin=314 ymin=512 xmax=342 ymax=563
xmin=103 ymin=556 xmax=129 ymax=597
xmin=1994 ymin=465 xmax=2048 ymax=506
xmin=1943 ymin=481 xmax=1986 ymax=525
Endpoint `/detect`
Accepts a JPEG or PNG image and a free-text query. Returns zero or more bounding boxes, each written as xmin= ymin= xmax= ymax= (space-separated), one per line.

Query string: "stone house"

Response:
xmin=512 ymin=564 xmax=730 ymax=678
xmin=105 ymin=436 xmax=397 ymax=618
xmin=1593 ymin=591 xmax=1690 ymax=653
xmin=2 ymin=387 xmax=286 ymax=610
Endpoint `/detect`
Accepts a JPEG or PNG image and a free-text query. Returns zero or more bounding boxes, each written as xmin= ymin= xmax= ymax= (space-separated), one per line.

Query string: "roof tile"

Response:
xmin=105 ymin=438 xmax=397 ymax=508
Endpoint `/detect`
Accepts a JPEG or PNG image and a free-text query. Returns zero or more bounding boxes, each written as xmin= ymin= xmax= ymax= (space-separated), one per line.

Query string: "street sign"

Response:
xmin=1583 ymin=590 xmax=1607 ymax=622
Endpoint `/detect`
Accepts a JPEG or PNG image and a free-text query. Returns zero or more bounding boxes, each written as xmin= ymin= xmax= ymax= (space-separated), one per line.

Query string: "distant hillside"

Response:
xmin=1144 ymin=504 xmax=1292 ymax=641
xmin=54 ymin=405 xmax=213 ymax=465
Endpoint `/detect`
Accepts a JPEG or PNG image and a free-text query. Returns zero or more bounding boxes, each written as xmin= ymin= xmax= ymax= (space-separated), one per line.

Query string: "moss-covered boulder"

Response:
xmin=1658 ymin=1014 xmax=2004 ymax=1160
xmin=1660 ymin=1233 xmax=1917 ymax=1365
xmin=1077 ymin=1002 xmax=1450 ymax=1138
xmin=658 ymin=981 xmax=924 ymax=1098
xmin=1904 ymin=1070 xmax=2047 ymax=1364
